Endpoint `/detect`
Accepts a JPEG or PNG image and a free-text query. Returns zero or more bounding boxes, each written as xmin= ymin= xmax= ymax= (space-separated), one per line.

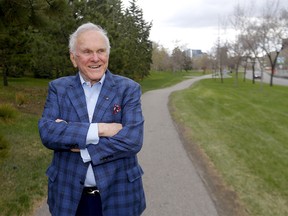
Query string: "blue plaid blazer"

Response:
xmin=38 ymin=70 xmax=146 ymax=216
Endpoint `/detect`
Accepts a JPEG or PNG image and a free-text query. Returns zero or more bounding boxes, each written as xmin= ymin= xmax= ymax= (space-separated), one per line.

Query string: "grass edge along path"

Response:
xmin=169 ymin=77 xmax=288 ymax=216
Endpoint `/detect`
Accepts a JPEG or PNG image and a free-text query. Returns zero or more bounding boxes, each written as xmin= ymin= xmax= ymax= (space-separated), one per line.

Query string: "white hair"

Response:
xmin=69 ymin=22 xmax=111 ymax=54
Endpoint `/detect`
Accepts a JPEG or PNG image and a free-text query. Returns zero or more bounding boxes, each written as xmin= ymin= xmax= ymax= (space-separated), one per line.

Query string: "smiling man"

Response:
xmin=38 ymin=22 xmax=146 ymax=216
xmin=69 ymin=27 xmax=109 ymax=85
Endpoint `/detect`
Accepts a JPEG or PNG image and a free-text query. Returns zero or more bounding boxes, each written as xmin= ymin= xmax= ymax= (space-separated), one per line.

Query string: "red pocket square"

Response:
xmin=113 ymin=104 xmax=121 ymax=114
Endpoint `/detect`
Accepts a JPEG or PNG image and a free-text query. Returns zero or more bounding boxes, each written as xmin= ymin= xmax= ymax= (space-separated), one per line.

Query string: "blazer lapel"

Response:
xmin=67 ymin=74 xmax=89 ymax=122
xmin=93 ymin=70 xmax=117 ymax=122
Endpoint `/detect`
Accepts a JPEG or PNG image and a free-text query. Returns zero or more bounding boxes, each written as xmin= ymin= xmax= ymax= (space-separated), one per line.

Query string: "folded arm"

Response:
xmin=38 ymin=78 xmax=144 ymax=163
xmin=87 ymin=83 xmax=144 ymax=165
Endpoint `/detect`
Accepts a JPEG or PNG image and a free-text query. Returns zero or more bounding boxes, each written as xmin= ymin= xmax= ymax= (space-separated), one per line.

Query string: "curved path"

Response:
xmin=34 ymin=75 xmax=218 ymax=216
xmin=139 ymin=75 xmax=218 ymax=216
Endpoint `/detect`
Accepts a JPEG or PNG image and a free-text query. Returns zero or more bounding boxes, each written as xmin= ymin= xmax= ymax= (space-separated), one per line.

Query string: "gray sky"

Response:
xmin=123 ymin=0 xmax=287 ymax=52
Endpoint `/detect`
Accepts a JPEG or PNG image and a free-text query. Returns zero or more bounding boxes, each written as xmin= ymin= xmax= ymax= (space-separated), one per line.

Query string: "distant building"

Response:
xmin=184 ymin=49 xmax=203 ymax=58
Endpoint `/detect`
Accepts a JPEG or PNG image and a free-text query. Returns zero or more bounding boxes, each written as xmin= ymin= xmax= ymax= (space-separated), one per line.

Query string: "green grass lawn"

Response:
xmin=169 ymin=76 xmax=288 ymax=216
xmin=0 ymin=114 xmax=51 ymax=216
xmin=0 ymin=77 xmax=51 ymax=216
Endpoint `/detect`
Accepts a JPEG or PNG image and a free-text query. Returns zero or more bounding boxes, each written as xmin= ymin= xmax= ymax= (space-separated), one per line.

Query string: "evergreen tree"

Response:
xmin=122 ymin=0 xmax=152 ymax=80
xmin=0 ymin=0 xmax=68 ymax=85
xmin=30 ymin=1 xmax=76 ymax=78
xmin=0 ymin=0 xmax=152 ymax=84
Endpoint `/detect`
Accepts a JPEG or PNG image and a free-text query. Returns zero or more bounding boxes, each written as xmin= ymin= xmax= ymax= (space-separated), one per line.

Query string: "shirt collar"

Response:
xmin=79 ymin=72 xmax=105 ymax=87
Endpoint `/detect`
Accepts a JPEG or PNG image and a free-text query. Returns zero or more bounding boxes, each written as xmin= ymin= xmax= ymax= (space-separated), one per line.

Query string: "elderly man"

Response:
xmin=38 ymin=22 xmax=146 ymax=216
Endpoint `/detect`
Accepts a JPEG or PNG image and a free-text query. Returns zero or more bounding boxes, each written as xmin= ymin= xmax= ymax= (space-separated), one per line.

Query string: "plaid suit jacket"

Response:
xmin=38 ymin=70 xmax=146 ymax=216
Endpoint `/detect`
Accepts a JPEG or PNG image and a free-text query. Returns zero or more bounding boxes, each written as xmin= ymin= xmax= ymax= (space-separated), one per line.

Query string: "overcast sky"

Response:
xmin=122 ymin=0 xmax=286 ymax=52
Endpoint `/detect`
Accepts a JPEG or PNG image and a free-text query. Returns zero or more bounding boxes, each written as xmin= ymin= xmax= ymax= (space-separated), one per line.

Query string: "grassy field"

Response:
xmin=169 ymin=76 xmax=288 ymax=216
xmin=0 ymin=71 xmax=197 ymax=215
xmin=0 ymin=78 xmax=51 ymax=216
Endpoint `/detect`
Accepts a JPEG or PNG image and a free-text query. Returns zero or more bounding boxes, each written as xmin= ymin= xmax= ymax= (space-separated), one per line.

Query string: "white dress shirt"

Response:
xmin=79 ymin=73 xmax=105 ymax=186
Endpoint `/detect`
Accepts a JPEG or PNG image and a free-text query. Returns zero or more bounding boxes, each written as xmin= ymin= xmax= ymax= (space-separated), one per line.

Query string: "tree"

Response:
xmin=230 ymin=0 xmax=288 ymax=86
xmin=151 ymin=42 xmax=171 ymax=71
xmin=226 ymin=33 xmax=250 ymax=86
xmin=182 ymin=51 xmax=193 ymax=71
xmin=121 ymin=0 xmax=152 ymax=80
xmin=0 ymin=0 xmax=68 ymax=85
xmin=0 ymin=0 xmax=153 ymax=84
xmin=30 ymin=1 xmax=75 ymax=78
xmin=171 ymin=47 xmax=184 ymax=72
xmin=257 ymin=2 xmax=288 ymax=86
xmin=215 ymin=45 xmax=228 ymax=83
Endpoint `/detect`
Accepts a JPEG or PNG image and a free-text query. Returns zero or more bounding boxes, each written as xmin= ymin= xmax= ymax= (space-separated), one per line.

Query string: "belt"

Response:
xmin=83 ymin=187 xmax=100 ymax=195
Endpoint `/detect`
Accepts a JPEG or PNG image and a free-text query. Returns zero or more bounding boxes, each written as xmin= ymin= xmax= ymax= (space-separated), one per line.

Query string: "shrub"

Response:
xmin=0 ymin=104 xmax=18 ymax=120
xmin=15 ymin=92 xmax=27 ymax=106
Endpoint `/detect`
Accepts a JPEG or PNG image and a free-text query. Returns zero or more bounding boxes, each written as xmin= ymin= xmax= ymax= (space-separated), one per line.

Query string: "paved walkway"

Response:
xmin=139 ymin=75 xmax=218 ymax=216
xmin=34 ymin=75 xmax=218 ymax=216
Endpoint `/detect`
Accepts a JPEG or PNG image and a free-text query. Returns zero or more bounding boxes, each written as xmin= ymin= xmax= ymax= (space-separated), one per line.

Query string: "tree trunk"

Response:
xmin=270 ymin=67 xmax=274 ymax=87
xmin=3 ymin=66 xmax=8 ymax=86
xmin=252 ymin=61 xmax=255 ymax=84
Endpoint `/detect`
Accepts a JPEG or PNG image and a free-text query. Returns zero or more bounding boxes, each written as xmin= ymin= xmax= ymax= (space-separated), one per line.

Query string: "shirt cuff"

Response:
xmin=80 ymin=149 xmax=91 ymax=163
xmin=81 ymin=123 xmax=99 ymax=163
xmin=86 ymin=123 xmax=99 ymax=145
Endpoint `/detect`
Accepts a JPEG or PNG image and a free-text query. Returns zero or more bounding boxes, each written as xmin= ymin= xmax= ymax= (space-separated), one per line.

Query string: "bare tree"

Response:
xmin=151 ymin=42 xmax=171 ymax=71
xmin=193 ymin=53 xmax=214 ymax=74
xmin=231 ymin=0 xmax=288 ymax=86
xmin=226 ymin=36 xmax=247 ymax=86
xmin=171 ymin=47 xmax=185 ymax=72
xmin=256 ymin=1 xmax=288 ymax=86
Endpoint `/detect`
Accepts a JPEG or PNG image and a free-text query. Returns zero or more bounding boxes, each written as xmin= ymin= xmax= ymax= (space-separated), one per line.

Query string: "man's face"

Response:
xmin=70 ymin=30 xmax=109 ymax=84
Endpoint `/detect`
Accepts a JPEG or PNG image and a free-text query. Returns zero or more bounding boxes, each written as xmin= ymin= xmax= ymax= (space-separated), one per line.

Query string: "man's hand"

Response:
xmin=55 ymin=119 xmax=78 ymax=152
xmin=55 ymin=119 xmax=67 ymax=123
xmin=71 ymin=148 xmax=80 ymax=152
xmin=98 ymin=123 xmax=123 ymax=137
